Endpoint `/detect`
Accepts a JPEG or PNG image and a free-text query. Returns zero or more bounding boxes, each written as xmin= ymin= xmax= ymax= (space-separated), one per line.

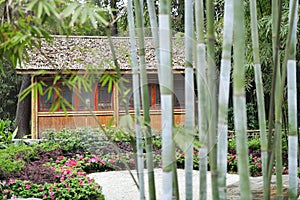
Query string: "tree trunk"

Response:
xmin=15 ymin=74 xmax=31 ymax=138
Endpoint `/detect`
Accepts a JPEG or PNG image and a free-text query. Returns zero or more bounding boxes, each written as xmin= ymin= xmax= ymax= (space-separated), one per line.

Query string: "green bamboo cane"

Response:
xmin=146 ymin=0 xmax=160 ymax=65
xmin=159 ymin=0 xmax=174 ymax=199
xmin=206 ymin=0 xmax=219 ymax=199
xmin=274 ymin=2 xmax=283 ymax=197
xmin=145 ymin=0 xmax=179 ymax=198
xmin=249 ymin=0 xmax=268 ymax=199
xmin=216 ymin=0 xmax=233 ymax=199
xmin=133 ymin=0 xmax=156 ymax=199
xmin=127 ymin=0 xmax=145 ymax=199
xmin=184 ymin=0 xmax=195 ymax=199
xmin=287 ymin=1 xmax=298 ymax=199
xmin=195 ymin=0 xmax=208 ymax=199
xmin=233 ymin=0 xmax=252 ymax=199
xmin=265 ymin=0 xmax=281 ymax=198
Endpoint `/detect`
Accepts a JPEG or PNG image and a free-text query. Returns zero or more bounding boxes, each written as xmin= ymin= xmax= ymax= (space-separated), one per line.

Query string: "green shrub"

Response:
xmin=42 ymin=127 xmax=111 ymax=154
xmin=0 ymin=119 xmax=18 ymax=149
xmin=0 ymin=144 xmax=38 ymax=172
xmin=228 ymin=137 xmax=236 ymax=151
xmin=248 ymin=136 xmax=260 ymax=150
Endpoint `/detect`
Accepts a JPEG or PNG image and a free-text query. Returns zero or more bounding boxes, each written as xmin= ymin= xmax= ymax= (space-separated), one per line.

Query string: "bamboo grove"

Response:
xmin=126 ymin=0 xmax=299 ymax=199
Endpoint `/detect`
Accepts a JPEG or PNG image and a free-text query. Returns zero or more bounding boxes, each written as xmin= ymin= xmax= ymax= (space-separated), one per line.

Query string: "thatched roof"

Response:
xmin=17 ymin=36 xmax=185 ymax=73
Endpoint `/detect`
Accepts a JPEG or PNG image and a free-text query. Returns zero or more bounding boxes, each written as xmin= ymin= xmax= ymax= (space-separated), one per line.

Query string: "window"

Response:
xmin=149 ymin=84 xmax=160 ymax=109
xmin=38 ymin=77 xmax=114 ymax=112
xmin=174 ymin=74 xmax=185 ymax=108
xmin=77 ymin=87 xmax=95 ymax=110
xmin=39 ymin=89 xmax=55 ymax=111
xmin=97 ymin=84 xmax=113 ymax=110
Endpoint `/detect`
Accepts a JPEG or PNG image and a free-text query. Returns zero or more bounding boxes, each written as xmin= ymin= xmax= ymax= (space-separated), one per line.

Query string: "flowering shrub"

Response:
xmin=249 ymin=154 xmax=262 ymax=176
xmin=227 ymin=153 xmax=238 ymax=173
xmin=0 ymin=154 xmax=105 ymax=200
xmin=0 ymin=176 xmax=104 ymax=200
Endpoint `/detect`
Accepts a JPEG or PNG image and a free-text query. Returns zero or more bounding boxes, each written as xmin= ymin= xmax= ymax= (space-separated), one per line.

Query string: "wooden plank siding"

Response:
xmin=36 ymin=110 xmax=185 ymax=138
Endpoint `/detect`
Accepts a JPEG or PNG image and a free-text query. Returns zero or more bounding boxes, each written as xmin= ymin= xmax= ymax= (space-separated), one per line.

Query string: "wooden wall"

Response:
xmin=36 ymin=110 xmax=185 ymax=138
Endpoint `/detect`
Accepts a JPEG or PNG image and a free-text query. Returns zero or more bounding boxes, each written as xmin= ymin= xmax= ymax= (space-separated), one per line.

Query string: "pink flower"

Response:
xmin=8 ymin=179 xmax=14 ymax=185
xmin=25 ymin=184 xmax=31 ymax=190
xmin=257 ymin=163 xmax=261 ymax=168
xmin=78 ymin=155 xmax=83 ymax=160
xmin=110 ymin=158 xmax=115 ymax=163
xmin=67 ymin=186 xmax=70 ymax=191
xmin=39 ymin=187 xmax=43 ymax=192
xmin=43 ymin=194 xmax=47 ymax=199
xmin=66 ymin=159 xmax=77 ymax=167
xmin=58 ymin=156 xmax=64 ymax=161
xmin=130 ymin=159 xmax=135 ymax=165
xmin=87 ymin=177 xmax=93 ymax=184
xmin=50 ymin=191 xmax=54 ymax=196
xmin=88 ymin=157 xmax=100 ymax=163
xmin=60 ymin=175 xmax=65 ymax=182
xmin=64 ymin=169 xmax=71 ymax=175
xmin=100 ymin=160 xmax=106 ymax=165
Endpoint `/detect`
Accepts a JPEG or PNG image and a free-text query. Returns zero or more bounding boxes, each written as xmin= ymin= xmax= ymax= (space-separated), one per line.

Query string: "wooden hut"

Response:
xmin=16 ymin=36 xmax=188 ymax=138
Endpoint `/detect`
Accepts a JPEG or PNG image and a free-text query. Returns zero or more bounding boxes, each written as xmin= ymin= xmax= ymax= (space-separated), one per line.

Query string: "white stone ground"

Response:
xmin=88 ymin=169 xmax=240 ymax=200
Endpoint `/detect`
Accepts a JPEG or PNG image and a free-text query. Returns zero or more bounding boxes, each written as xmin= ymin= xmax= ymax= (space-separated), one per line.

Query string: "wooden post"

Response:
xmin=31 ymin=75 xmax=38 ymax=138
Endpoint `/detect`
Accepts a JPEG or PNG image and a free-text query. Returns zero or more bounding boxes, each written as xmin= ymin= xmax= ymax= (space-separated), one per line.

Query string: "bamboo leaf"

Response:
xmin=12 ymin=127 xmax=18 ymax=140
xmin=62 ymin=3 xmax=79 ymax=18
xmin=89 ymin=12 xmax=97 ymax=29
xmin=53 ymin=75 xmax=61 ymax=84
xmin=94 ymin=12 xmax=109 ymax=27
xmin=26 ymin=0 xmax=39 ymax=10
xmin=107 ymin=117 xmax=115 ymax=127
xmin=69 ymin=6 xmax=83 ymax=26
xmin=80 ymin=7 xmax=88 ymax=24
xmin=42 ymin=2 xmax=50 ymax=16
xmin=37 ymin=1 xmax=44 ymax=19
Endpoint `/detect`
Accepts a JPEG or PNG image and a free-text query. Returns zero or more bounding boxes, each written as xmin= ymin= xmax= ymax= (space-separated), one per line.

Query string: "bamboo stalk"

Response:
xmin=127 ymin=0 xmax=145 ymax=199
xmin=233 ymin=0 xmax=252 ymax=199
xmin=195 ymin=0 xmax=208 ymax=199
xmin=206 ymin=0 xmax=219 ymax=199
xmin=133 ymin=0 xmax=156 ymax=199
xmin=287 ymin=1 xmax=298 ymax=199
xmin=266 ymin=0 xmax=282 ymax=198
xmin=249 ymin=0 xmax=268 ymax=199
xmin=216 ymin=0 xmax=233 ymax=199
xmin=159 ymin=0 xmax=174 ymax=199
xmin=184 ymin=0 xmax=195 ymax=198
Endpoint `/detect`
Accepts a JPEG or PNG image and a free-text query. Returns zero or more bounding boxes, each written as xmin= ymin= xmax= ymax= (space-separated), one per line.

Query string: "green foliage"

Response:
xmin=228 ymin=103 xmax=259 ymax=130
xmin=42 ymin=129 xmax=87 ymax=152
xmin=0 ymin=144 xmax=37 ymax=172
xmin=0 ymin=64 xmax=21 ymax=121
xmin=248 ymin=136 xmax=261 ymax=150
xmin=1 ymin=172 xmax=104 ymax=200
xmin=228 ymin=137 xmax=236 ymax=150
xmin=0 ymin=120 xmax=18 ymax=149
xmin=42 ymin=128 xmax=109 ymax=154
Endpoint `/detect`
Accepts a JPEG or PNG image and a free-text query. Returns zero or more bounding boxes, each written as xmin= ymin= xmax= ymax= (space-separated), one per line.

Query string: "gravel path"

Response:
xmin=88 ymin=169 xmax=240 ymax=200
